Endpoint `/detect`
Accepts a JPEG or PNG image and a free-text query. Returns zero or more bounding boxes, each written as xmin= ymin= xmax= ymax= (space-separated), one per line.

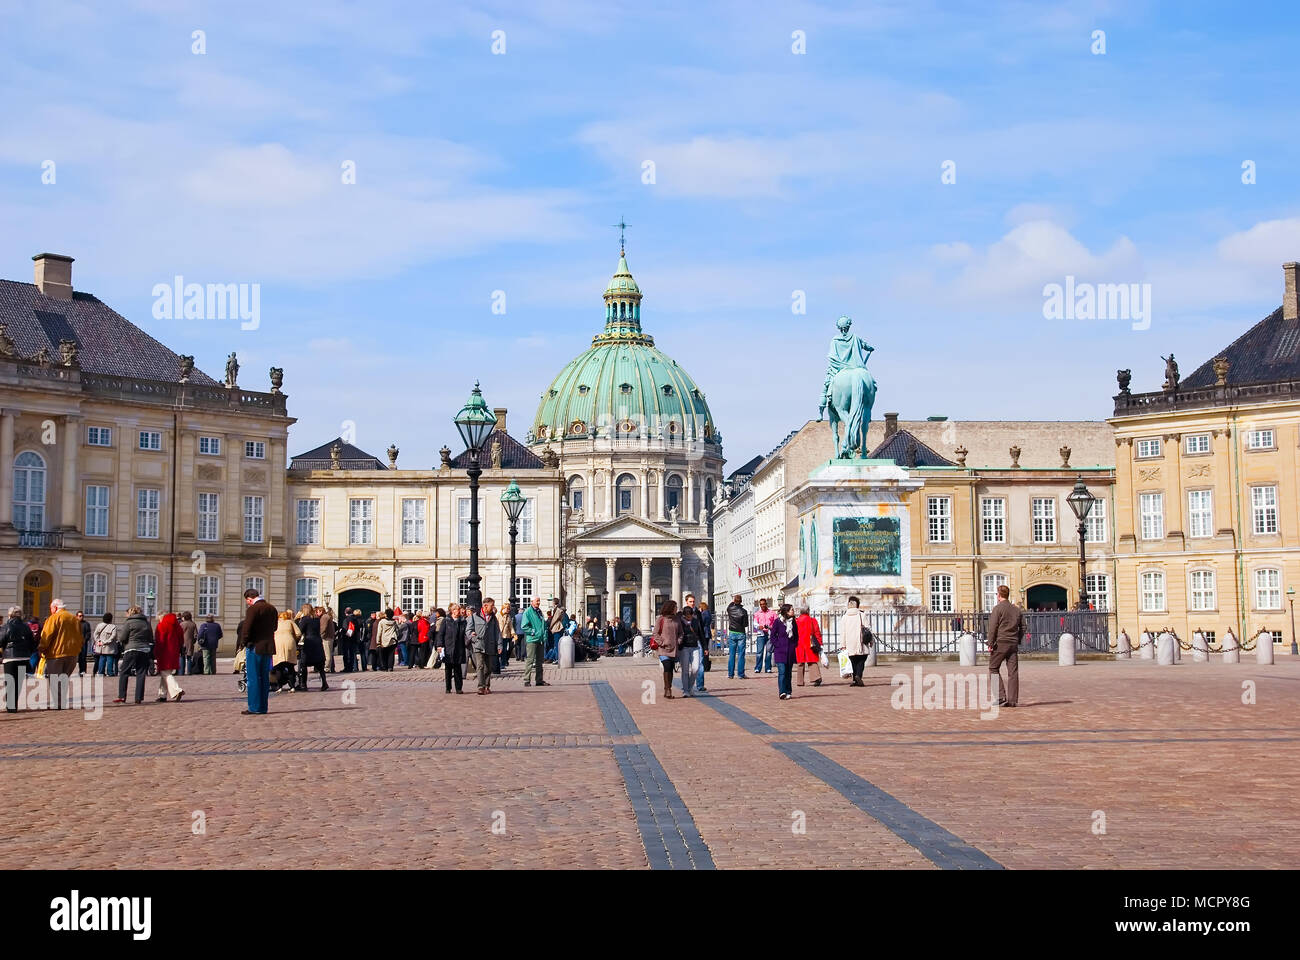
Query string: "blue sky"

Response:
xmin=2 ymin=0 xmax=1298 ymax=467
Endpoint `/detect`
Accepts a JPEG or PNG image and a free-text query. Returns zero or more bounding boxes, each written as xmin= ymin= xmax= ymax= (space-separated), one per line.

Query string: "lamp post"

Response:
xmin=455 ymin=381 xmax=497 ymax=612
xmin=1066 ymin=475 xmax=1096 ymax=610
xmin=1288 ymin=585 xmax=1297 ymax=656
xmin=501 ymin=480 xmax=526 ymax=615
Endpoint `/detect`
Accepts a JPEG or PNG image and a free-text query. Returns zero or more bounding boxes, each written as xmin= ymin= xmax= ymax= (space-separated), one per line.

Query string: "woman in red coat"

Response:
xmin=794 ymin=607 xmax=823 ymax=687
xmin=153 ymin=612 xmax=186 ymax=702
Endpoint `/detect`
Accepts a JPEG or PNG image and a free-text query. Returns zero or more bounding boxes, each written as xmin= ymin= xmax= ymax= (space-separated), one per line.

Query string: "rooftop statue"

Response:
xmin=817 ymin=316 xmax=877 ymax=459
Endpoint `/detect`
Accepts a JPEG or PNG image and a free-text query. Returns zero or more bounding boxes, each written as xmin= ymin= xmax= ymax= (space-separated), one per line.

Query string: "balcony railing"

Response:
xmin=18 ymin=530 xmax=64 ymax=549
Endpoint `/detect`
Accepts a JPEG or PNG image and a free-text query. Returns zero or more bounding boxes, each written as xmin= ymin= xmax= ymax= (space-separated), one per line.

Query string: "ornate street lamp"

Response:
xmin=501 ymin=479 xmax=526 ymax=615
xmin=1066 ymin=476 xmax=1096 ymax=610
xmin=455 ymin=381 xmax=497 ymax=612
xmin=1288 ymin=585 xmax=1297 ymax=656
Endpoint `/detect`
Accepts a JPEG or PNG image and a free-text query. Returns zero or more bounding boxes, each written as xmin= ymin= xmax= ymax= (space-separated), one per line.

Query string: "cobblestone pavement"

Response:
xmin=2 ymin=654 xmax=1297 ymax=869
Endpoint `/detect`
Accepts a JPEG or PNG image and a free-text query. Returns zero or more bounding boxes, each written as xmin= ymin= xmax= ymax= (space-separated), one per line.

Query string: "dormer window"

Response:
xmin=619 ymin=383 xmax=632 ymax=394
xmin=661 ymin=384 xmax=674 ymax=397
xmin=569 ymin=420 xmax=587 ymax=436
xmin=548 ymin=389 xmax=557 ymax=398
xmin=578 ymin=384 xmax=589 ymax=395
xmin=693 ymin=389 xmax=703 ymax=401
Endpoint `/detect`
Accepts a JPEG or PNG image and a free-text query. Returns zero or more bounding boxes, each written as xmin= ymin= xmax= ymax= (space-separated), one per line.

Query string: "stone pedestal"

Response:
xmin=558 ymin=634 xmax=575 ymax=669
xmin=1139 ymin=631 xmax=1154 ymax=660
xmin=633 ymin=635 xmax=645 ymax=658
xmin=1115 ymin=630 xmax=1131 ymax=659
xmin=1191 ymin=631 xmax=1208 ymax=662
xmin=1059 ymin=633 xmax=1076 ymax=666
xmin=958 ymin=633 xmax=977 ymax=666
xmin=788 ymin=460 xmax=923 ymax=619
xmin=1222 ymin=631 xmax=1239 ymax=664
xmin=1256 ymin=631 xmax=1274 ymax=665
xmin=1156 ymin=632 xmax=1177 ymax=665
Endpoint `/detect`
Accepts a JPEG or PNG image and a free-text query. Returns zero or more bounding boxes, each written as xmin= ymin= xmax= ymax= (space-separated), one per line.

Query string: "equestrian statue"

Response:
xmin=817 ymin=315 xmax=877 ymax=459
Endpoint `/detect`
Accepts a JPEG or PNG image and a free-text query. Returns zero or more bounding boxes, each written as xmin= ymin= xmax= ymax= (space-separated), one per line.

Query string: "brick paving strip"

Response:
xmin=591 ymin=681 xmax=715 ymax=870
xmin=697 ymin=693 xmax=1003 ymax=870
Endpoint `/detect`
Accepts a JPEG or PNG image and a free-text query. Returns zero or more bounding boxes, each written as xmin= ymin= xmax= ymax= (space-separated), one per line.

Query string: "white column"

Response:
xmin=640 ymin=558 xmax=652 ymax=630
xmin=0 ymin=410 xmax=14 ymax=524
xmin=605 ymin=558 xmax=616 ymax=622
xmin=639 ymin=470 xmax=648 ymax=517
xmin=60 ymin=415 xmax=79 ymax=530
xmin=605 ymin=470 xmax=613 ymax=519
xmin=671 ymin=557 xmax=682 ymax=605
xmin=656 ymin=472 xmax=665 ymax=521
xmin=686 ymin=470 xmax=695 ymax=522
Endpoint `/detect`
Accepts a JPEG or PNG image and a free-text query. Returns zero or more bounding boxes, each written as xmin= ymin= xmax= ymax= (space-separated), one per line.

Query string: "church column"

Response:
xmin=686 ymin=470 xmax=695 ymax=523
xmin=671 ymin=557 xmax=682 ymax=605
xmin=605 ymin=558 xmax=616 ymax=623
xmin=657 ymin=473 xmax=665 ymax=521
xmin=0 ymin=409 xmax=14 ymax=524
xmin=639 ymin=558 xmax=652 ymax=631
xmin=605 ymin=470 xmax=613 ymax=519
xmin=60 ymin=415 xmax=79 ymax=530
xmin=639 ymin=470 xmax=648 ymax=517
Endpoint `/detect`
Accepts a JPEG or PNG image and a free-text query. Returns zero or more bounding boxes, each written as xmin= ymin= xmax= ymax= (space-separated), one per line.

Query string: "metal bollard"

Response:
xmin=1221 ymin=630 xmax=1239 ymax=664
xmin=1058 ymin=632 xmax=1076 ymax=666
xmin=1139 ymin=631 xmax=1154 ymax=660
xmin=1191 ymin=631 xmax=1208 ymax=662
xmin=1115 ymin=629 xmax=1131 ymax=659
xmin=1256 ymin=630 xmax=1274 ymax=665
xmin=1156 ymin=632 xmax=1177 ymax=665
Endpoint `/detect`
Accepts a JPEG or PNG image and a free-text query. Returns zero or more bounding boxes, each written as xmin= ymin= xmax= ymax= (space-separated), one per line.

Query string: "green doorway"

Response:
xmin=338 ymin=588 xmax=382 ymax=620
xmin=1026 ymin=584 xmax=1068 ymax=611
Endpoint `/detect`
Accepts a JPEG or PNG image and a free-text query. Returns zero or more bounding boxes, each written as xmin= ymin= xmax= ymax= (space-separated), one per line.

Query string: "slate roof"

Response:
xmin=726 ymin=455 xmax=763 ymax=481
xmin=868 ymin=428 xmax=957 ymax=467
xmin=1182 ymin=307 xmax=1300 ymax=388
xmin=450 ymin=428 xmax=544 ymax=470
xmin=0 ymin=279 xmax=220 ymax=385
xmin=289 ymin=438 xmax=387 ymax=470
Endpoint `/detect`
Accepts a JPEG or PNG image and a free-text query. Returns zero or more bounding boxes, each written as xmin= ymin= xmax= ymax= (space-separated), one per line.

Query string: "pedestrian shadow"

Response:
xmin=1012 ymin=700 xmax=1074 ymax=707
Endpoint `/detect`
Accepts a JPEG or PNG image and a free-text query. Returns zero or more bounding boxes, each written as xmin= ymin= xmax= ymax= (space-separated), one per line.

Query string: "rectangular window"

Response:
xmin=244 ymin=440 xmax=266 ymax=459
xmin=198 ymin=436 xmax=222 ymax=456
xmin=980 ymin=498 xmax=1005 ymax=544
xmin=513 ymin=577 xmax=534 ymax=609
xmin=197 ymin=575 xmax=220 ymax=617
xmin=1187 ymin=489 xmax=1213 ymax=538
xmin=1135 ymin=438 xmax=1162 ymax=459
xmin=1254 ymin=568 xmax=1281 ymax=610
xmin=1032 ymin=498 xmax=1056 ymax=543
xmin=572 ymin=489 xmax=583 ymax=512
xmin=349 ymin=499 xmax=373 ymax=545
xmin=243 ymin=495 xmax=264 ymax=543
xmin=1271 ymin=630 xmax=1283 ymax=647
xmin=520 ymin=497 xmax=536 ymax=544
xmin=1251 ymin=486 xmax=1278 ymax=534
xmin=927 ymin=497 xmax=952 ymax=543
xmin=197 ymin=492 xmax=220 ymax=542
xmin=85 ymin=485 xmax=109 ymax=537
xmin=401 ymin=499 xmax=426 ymax=545
xmin=136 ymin=574 xmax=158 ymax=617
xmin=244 ymin=576 xmax=265 ymax=597
xmin=83 ymin=572 xmax=108 ymax=617
xmin=1139 ymin=492 xmax=1164 ymax=540
xmin=295 ymin=578 xmax=319 ymax=611
xmin=928 ymin=573 xmax=954 ymax=613
xmin=138 ymin=430 xmax=162 ymax=451
xmin=86 ymin=426 xmax=112 ymax=447
xmin=618 ymin=488 xmax=633 ymax=513
xmin=296 ymin=499 xmax=321 ymax=545
xmin=1185 ymin=433 xmax=1211 ymax=455
xmin=1189 ymin=569 xmax=1216 ymax=611
xmin=136 ymin=488 xmax=160 ymax=539
xmin=1246 ymin=429 xmax=1275 ymax=450
xmin=400 ymin=577 xmax=425 ymax=613
xmin=982 ymin=573 xmax=1007 ymax=611
xmin=1140 ymin=571 xmax=1165 ymax=612
xmin=458 ymin=577 xmax=471 ymax=605
xmin=457 ymin=497 xmax=485 ymax=545
xmin=1084 ymin=497 xmax=1107 ymax=543
xmin=1085 ymin=574 xmax=1110 ymax=612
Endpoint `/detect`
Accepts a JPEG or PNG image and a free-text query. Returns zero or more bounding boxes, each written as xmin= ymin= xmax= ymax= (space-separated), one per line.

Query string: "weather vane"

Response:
xmin=612 ymin=216 xmax=631 ymax=254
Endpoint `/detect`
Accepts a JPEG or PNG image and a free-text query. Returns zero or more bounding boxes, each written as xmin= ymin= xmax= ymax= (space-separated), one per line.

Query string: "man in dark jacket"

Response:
xmin=440 ymin=602 xmax=466 ymax=693
xmin=240 ymin=588 xmax=279 ymax=715
xmin=197 ymin=615 xmax=223 ymax=675
xmin=468 ymin=600 xmax=501 ymax=694
xmin=985 ymin=584 xmax=1025 ymax=707
xmin=113 ymin=607 xmax=154 ymax=705
xmin=725 ymin=594 xmax=749 ymax=679
xmin=2 ymin=606 xmax=38 ymax=712
xmin=76 ymin=611 xmax=93 ymax=675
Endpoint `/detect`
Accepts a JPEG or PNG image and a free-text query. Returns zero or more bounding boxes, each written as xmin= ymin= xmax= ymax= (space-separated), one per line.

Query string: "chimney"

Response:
xmin=32 ymin=253 xmax=74 ymax=300
xmin=493 ymin=407 xmax=507 ymax=433
xmin=883 ymin=412 xmax=898 ymax=439
xmin=1284 ymin=262 xmax=1298 ymax=321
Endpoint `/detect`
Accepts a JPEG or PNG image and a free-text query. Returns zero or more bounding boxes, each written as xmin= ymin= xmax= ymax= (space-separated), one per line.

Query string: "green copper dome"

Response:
xmin=532 ymin=250 xmax=718 ymax=445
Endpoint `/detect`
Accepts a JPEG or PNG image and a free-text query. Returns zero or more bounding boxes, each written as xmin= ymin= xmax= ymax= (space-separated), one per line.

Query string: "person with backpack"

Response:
xmin=724 ymin=594 xmax=749 ymax=679
xmin=197 ymin=615 xmax=223 ymax=675
xmin=112 ymin=606 xmax=154 ymax=705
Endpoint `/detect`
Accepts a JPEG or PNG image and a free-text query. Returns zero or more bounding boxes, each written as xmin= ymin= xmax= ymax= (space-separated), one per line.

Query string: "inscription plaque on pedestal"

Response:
xmin=832 ymin=516 xmax=901 ymax=576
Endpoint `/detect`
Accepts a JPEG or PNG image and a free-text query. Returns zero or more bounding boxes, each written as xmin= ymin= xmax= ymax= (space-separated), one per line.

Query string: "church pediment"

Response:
xmin=571 ymin=515 xmax=684 ymax=543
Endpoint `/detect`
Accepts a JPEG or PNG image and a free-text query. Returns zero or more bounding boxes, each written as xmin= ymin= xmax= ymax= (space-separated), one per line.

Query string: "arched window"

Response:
xmin=13 ymin=451 xmax=46 ymax=531
xmin=665 ymin=474 xmax=683 ymax=516
xmin=615 ymin=473 xmax=637 ymax=515
xmin=568 ymin=475 xmax=584 ymax=512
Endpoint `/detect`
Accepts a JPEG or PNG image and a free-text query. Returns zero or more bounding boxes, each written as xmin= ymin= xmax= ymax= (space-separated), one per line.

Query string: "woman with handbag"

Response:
xmin=794 ymin=607 xmax=823 ymax=687
xmin=770 ymin=604 xmax=799 ymax=700
xmin=651 ymin=600 xmax=683 ymax=700
xmin=839 ymin=596 xmax=872 ymax=687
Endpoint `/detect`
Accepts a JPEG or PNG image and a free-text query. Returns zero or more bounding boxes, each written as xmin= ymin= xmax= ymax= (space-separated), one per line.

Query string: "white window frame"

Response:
xmin=138 ymin=430 xmax=162 ymax=451
xmin=295 ymin=578 xmax=319 ymax=611
xmin=1084 ymin=573 xmax=1110 ymax=612
xmin=401 ymin=498 xmax=426 ymax=545
xmin=1246 ymin=429 xmax=1275 ymax=451
xmin=349 ymin=499 xmax=374 ymax=545
xmin=85 ymin=484 xmax=109 ymax=537
xmin=86 ymin=426 xmax=112 ymax=447
xmin=1184 ymin=433 xmax=1211 ymax=455
xmin=1254 ymin=568 xmax=1282 ymax=610
xmin=982 ymin=573 xmax=1007 ymax=611
xmin=243 ymin=495 xmax=264 ymax=544
xmin=456 ymin=497 xmax=485 ymax=545
xmin=1135 ymin=438 xmax=1162 ymax=459
xmin=136 ymin=488 xmax=161 ymax=539
xmin=83 ymin=572 xmax=108 ymax=617
xmin=297 ymin=498 xmax=321 ymax=545
xmin=198 ymin=435 xmax=222 ymax=456
xmin=136 ymin=573 xmax=159 ymax=617
xmin=197 ymin=492 xmax=219 ymax=542
xmin=1187 ymin=489 xmax=1213 ymax=539
xmin=197 ymin=575 xmax=220 ymax=617
xmin=13 ymin=451 xmax=46 ymax=532
xmin=244 ymin=576 xmax=266 ymax=597
xmin=1251 ymin=485 xmax=1278 ymax=535
xmin=1032 ymin=498 xmax=1056 ymax=544
xmin=520 ymin=497 xmax=536 ymax=545
xmin=927 ymin=496 xmax=952 ymax=543
xmin=244 ymin=440 xmax=266 ymax=460
xmin=980 ymin=497 xmax=1005 ymax=544
xmin=1189 ymin=569 xmax=1216 ymax=612
xmin=1140 ymin=570 xmax=1165 ymax=612
xmin=928 ymin=573 xmax=954 ymax=614
xmin=1139 ymin=492 xmax=1164 ymax=540
xmin=400 ymin=577 xmax=425 ymax=613
xmin=513 ymin=576 xmax=534 ymax=608
xmin=1084 ymin=496 xmax=1107 ymax=543
xmin=458 ymin=577 xmax=472 ymax=605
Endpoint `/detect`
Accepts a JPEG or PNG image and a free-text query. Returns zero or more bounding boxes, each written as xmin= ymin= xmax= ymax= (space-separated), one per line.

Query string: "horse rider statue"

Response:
xmin=818 ymin=316 xmax=877 ymax=459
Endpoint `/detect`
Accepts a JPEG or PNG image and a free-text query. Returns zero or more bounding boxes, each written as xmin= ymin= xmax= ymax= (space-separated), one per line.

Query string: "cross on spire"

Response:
xmin=612 ymin=216 xmax=631 ymax=254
